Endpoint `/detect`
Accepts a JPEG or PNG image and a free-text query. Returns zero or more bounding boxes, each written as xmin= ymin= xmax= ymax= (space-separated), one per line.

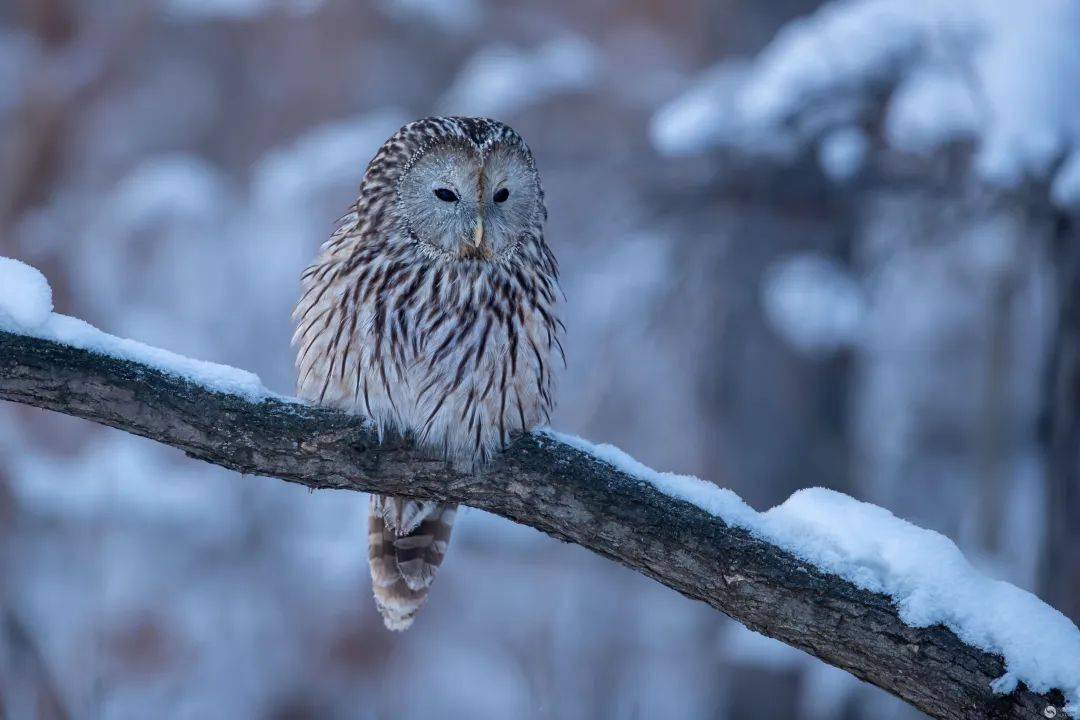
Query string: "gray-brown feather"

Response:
xmin=368 ymin=496 xmax=456 ymax=630
xmin=293 ymin=117 xmax=562 ymax=630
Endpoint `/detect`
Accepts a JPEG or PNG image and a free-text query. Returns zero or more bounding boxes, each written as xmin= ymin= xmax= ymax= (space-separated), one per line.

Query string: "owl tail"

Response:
xmin=367 ymin=494 xmax=457 ymax=631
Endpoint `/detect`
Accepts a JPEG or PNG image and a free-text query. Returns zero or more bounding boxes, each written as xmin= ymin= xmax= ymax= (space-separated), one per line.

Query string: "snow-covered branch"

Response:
xmin=0 ymin=259 xmax=1077 ymax=720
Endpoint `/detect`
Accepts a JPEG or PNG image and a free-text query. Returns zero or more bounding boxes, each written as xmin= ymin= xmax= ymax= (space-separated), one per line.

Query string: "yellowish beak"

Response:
xmin=471 ymin=217 xmax=484 ymax=247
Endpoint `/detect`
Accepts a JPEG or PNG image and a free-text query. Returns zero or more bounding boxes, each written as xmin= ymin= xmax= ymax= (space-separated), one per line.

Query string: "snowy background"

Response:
xmin=1 ymin=0 xmax=1078 ymax=718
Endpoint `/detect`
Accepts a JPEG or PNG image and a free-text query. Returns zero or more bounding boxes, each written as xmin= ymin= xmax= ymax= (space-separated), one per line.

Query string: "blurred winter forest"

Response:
xmin=1 ymin=0 xmax=1078 ymax=718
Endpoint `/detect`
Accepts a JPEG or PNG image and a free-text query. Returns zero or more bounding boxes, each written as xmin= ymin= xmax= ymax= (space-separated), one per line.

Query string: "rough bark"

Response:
xmin=0 ymin=329 xmax=1072 ymax=720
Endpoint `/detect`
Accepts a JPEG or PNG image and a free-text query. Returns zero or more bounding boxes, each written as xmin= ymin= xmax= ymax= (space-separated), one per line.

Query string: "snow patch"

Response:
xmin=107 ymin=154 xmax=232 ymax=232
xmin=251 ymin=111 xmax=406 ymax=210
xmin=0 ymin=257 xmax=275 ymax=401
xmin=763 ymin=253 xmax=864 ymax=356
xmin=545 ymin=429 xmax=1080 ymax=713
xmin=439 ymin=36 xmax=598 ymax=118
xmin=885 ymin=67 xmax=980 ymax=155
xmin=0 ymin=257 xmax=53 ymax=330
xmin=1051 ymin=151 xmax=1080 ymax=213
xmin=648 ymin=62 xmax=749 ymax=157
xmin=817 ymin=126 xmax=868 ymax=182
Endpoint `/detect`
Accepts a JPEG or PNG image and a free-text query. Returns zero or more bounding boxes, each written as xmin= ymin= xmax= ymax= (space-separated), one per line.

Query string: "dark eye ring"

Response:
xmin=493 ymin=187 xmax=510 ymax=203
xmin=434 ymin=188 xmax=458 ymax=202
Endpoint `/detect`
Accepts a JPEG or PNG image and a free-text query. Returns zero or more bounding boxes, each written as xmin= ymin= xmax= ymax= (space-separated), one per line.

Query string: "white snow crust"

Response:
xmin=0 ymin=257 xmax=273 ymax=401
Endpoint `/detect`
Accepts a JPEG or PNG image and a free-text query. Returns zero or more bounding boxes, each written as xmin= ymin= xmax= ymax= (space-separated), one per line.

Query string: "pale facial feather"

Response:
xmin=395 ymin=138 xmax=541 ymax=261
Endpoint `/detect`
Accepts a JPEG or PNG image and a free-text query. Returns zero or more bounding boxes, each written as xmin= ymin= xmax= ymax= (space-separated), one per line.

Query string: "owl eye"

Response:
xmin=433 ymin=188 xmax=458 ymax=202
xmin=493 ymin=187 xmax=510 ymax=203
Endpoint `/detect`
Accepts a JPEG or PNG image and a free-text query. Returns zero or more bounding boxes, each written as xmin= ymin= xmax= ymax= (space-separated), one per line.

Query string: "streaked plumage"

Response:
xmin=293 ymin=116 xmax=563 ymax=630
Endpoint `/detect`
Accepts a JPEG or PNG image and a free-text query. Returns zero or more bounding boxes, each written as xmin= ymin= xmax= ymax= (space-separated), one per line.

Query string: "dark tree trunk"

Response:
xmin=1041 ymin=214 xmax=1080 ymax=623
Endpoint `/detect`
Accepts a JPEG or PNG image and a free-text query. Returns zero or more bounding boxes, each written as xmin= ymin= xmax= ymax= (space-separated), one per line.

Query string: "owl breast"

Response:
xmin=295 ymin=244 xmax=561 ymax=467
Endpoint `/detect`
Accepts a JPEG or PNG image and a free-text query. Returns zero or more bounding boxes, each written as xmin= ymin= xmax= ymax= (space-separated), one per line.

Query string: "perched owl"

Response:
xmin=293 ymin=117 xmax=563 ymax=630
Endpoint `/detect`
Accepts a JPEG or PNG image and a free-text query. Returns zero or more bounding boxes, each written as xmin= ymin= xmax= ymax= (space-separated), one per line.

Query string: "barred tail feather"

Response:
xmin=368 ymin=494 xmax=456 ymax=631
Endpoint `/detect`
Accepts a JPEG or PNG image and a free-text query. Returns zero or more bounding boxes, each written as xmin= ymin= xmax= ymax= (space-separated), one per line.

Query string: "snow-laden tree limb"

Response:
xmin=0 ymin=328 xmax=1075 ymax=720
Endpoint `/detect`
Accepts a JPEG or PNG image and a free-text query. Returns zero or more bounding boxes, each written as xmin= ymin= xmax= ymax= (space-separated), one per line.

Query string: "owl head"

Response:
xmin=388 ymin=117 xmax=545 ymax=262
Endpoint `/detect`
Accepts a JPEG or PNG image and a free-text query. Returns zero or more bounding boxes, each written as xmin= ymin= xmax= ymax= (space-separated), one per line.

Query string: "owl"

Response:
xmin=293 ymin=117 xmax=563 ymax=630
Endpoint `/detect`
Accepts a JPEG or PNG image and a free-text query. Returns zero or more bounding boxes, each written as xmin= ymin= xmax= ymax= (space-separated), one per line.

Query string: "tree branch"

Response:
xmin=0 ymin=329 xmax=1071 ymax=720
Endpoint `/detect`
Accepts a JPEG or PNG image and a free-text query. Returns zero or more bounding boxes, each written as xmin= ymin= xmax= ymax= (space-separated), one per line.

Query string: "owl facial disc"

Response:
xmin=395 ymin=135 xmax=541 ymax=262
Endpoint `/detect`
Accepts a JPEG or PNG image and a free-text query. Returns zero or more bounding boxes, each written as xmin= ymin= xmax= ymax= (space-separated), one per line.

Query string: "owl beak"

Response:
xmin=471 ymin=217 xmax=484 ymax=248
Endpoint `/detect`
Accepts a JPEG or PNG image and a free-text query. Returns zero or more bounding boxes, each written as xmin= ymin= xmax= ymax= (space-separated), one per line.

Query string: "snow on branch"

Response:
xmin=0 ymin=257 xmax=1078 ymax=720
